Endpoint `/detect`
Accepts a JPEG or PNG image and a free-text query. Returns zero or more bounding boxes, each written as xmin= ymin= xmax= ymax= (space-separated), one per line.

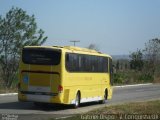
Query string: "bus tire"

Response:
xmin=74 ymin=92 xmax=80 ymax=108
xmin=99 ymin=89 xmax=108 ymax=104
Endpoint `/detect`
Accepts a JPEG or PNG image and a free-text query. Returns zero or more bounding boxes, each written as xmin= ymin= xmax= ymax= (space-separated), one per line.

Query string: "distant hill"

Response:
xmin=112 ymin=55 xmax=130 ymax=60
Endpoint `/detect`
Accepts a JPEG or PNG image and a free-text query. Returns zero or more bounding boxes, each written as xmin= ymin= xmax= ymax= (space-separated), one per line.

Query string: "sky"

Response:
xmin=0 ymin=0 xmax=160 ymax=55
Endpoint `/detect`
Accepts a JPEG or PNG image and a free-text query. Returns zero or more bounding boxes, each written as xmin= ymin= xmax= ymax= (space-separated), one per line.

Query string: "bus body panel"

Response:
xmin=63 ymin=72 xmax=112 ymax=104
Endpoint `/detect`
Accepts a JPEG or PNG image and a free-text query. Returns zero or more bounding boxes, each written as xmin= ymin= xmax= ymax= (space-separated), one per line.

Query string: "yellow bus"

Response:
xmin=18 ymin=46 xmax=113 ymax=108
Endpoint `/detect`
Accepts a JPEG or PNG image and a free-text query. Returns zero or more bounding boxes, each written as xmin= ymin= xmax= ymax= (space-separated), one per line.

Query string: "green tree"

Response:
xmin=0 ymin=7 xmax=47 ymax=88
xmin=116 ymin=60 xmax=120 ymax=70
xmin=143 ymin=38 xmax=160 ymax=81
xmin=144 ymin=38 xmax=160 ymax=74
xmin=129 ymin=49 xmax=144 ymax=71
xmin=125 ymin=63 xmax=128 ymax=70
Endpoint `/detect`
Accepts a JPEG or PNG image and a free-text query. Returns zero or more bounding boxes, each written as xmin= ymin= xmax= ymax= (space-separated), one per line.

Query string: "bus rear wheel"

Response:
xmin=74 ymin=92 xmax=80 ymax=108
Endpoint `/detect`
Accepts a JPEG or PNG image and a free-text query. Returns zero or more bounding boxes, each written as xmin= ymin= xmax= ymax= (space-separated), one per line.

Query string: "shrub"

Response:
xmin=113 ymin=73 xmax=127 ymax=85
xmin=138 ymin=73 xmax=154 ymax=83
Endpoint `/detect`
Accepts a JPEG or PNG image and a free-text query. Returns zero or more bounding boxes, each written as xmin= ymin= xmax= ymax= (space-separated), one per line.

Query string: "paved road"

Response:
xmin=0 ymin=84 xmax=160 ymax=120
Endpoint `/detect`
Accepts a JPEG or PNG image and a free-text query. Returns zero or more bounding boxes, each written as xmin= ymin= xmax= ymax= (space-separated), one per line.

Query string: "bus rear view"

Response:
xmin=18 ymin=47 xmax=62 ymax=104
xmin=18 ymin=46 xmax=113 ymax=108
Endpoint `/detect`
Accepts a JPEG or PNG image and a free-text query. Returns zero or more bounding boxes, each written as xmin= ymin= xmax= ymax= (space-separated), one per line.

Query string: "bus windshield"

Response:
xmin=22 ymin=48 xmax=61 ymax=65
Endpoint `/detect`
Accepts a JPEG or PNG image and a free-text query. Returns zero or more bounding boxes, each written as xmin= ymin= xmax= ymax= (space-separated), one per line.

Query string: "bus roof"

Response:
xmin=24 ymin=46 xmax=112 ymax=58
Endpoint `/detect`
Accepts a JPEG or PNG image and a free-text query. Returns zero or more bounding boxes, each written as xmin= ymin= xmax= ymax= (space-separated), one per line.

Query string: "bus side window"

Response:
xmin=66 ymin=53 xmax=73 ymax=71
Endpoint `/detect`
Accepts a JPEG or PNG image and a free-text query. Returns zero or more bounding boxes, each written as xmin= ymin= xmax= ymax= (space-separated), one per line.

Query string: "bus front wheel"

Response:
xmin=100 ymin=89 xmax=108 ymax=104
xmin=74 ymin=92 xmax=80 ymax=108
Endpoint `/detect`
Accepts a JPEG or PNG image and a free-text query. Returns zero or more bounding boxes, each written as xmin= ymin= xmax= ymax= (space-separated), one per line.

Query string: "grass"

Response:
xmin=0 ymin=79 xmax=18 ymax=94
xmin=51 ymin=100 xmax=160 ymax=120
xmin=113 ymin=70 xmax=155 ymax=85
xmin=89 ymin=100 xmax=160 ymax=114
xmin=0 ymin=87 xmax=17 ymax=94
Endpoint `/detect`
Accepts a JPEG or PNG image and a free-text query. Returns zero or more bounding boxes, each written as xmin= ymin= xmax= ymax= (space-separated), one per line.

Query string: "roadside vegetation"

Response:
xmin=113 ymin=38 xmax=160 ymax=85
xmin=88 ymin=100 xmax=160 ymax=114
xmin=54 ymin=100 xmax=160 ymax=120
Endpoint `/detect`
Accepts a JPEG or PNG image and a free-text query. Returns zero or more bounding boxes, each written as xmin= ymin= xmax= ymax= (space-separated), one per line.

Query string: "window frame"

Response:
xmin=22 ymin=48 xmax=61 ymax=65
xmin=65 ymin=52 xmax=109 ymax=73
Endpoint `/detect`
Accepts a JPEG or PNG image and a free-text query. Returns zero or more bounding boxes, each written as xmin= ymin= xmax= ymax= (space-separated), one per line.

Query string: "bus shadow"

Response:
xmin=0 ymin=101 xmax=102 ymax=111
